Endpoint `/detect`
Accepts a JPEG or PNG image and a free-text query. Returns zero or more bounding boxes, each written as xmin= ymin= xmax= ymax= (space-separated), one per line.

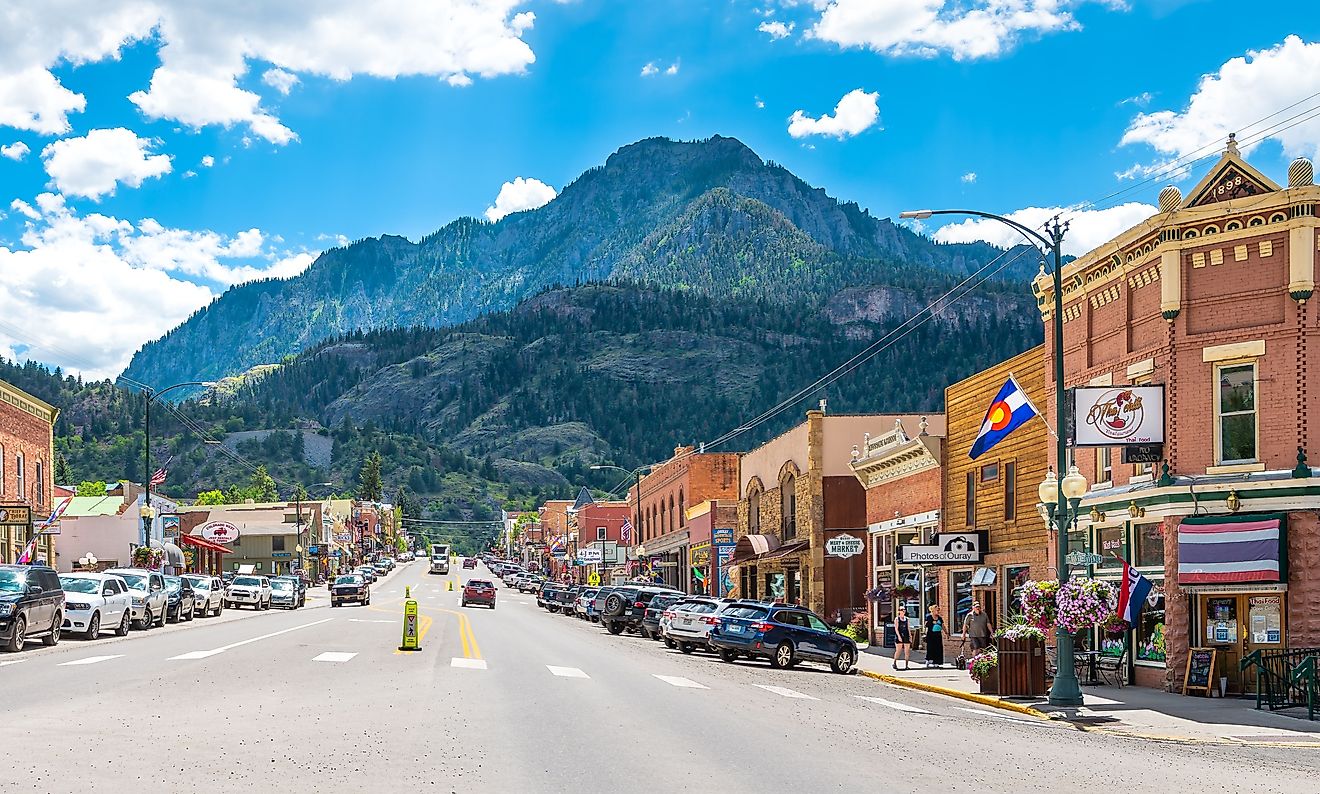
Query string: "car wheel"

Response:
xmin=606 ymin=621 xmax=624 ymax=635
xmin=4 ymin=615 xmax=25 ymax=652
xmin=364 ymin=598 xmax=371 ymax=606
xmin=43 ymin=613 xmax=61 ymax=646
xmin=831 ymin=647 xmax=856 ymax=675
xmin=640 ymin=628 xmax=651 ymax=640
xmin=185 ymin=605 xmax=195 ymax=622
xmin=138 ymin=608 xmax=151 ymax=630
xmin=603 ymin=593 xmax=626 ymax=618
xmin=115 ymin=610 xmax=131 ymax=636
xmin=156 ymin=608 xmax=166 ymax=628
xmin=664 ymin=637 xmax=676 ymax=650
xmin=720 ymin=649 xmax=739 ymax=663
xmin=679 ymin=642 xmax=695 ymax=654
xmin=769 ymin=642 xmax=795 ymax=670
xmin=83 ymin=612 xmax=101 ymax=640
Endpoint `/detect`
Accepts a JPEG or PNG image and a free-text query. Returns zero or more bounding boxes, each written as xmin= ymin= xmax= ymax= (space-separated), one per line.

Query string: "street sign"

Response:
xmin=1071 ymin=385 xmax=1165 ymax=446
xmin=587 ymin=572 xmax=601 ymax=586
xmin=1066 ymin=551 xmax=1104 ymax=567
xmin=712 ymin=528 xmax=735 ymax=545
xmin=1122 ymin=443 xmax=1163 ymax=464
xmin=200 ymin=521 xmax=240 ymax=544
xmin=825 ymin=533 xmax=864 ymax=558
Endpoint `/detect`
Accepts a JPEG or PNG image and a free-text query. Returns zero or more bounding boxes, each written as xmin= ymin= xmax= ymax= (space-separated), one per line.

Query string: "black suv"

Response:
xmin=600 ymin=586 xmax=680 ymax=635
xmin=0 ymin=564 xmax=66 ymax=653
xmin=164 ymin=576 xmax=197 ymax=622
xmin=640 ymin=592 xmax=686 ymax=640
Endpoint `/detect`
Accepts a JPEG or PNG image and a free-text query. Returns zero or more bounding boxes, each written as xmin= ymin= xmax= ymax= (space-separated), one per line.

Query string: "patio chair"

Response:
xmin=1096 ymin=649 xmax=1128 ymax=687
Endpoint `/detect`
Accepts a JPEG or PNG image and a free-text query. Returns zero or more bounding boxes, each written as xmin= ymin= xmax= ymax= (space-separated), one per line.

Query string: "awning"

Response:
xmin=149 ymin=540 xmax=186 ymax=568
xmin=181 ymin=534 xmax=232 ymax=555
xmin=731 ymin=534 xmax=781 ymax=563
xmin=763 ymin=540 xmax=810 ymax=560
xmin=1177 ymin=513 xmax=1286 ymax=584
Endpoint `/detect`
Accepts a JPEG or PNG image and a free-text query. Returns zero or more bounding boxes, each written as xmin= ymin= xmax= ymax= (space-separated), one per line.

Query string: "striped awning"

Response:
xmin=1177 ymin=513 xmax=1286 ymax=584
xmin=731 ymin=534 xmax=781 ymax=563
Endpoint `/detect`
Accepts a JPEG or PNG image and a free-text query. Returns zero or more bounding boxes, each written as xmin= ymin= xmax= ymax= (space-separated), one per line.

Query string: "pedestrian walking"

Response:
xmin=961 ymin=601 xmax=995 ymax=651
xmin=924 ymin=605 xmax=946 ymax=667
xmin=893 ymin=606 xmax=913 ymax=670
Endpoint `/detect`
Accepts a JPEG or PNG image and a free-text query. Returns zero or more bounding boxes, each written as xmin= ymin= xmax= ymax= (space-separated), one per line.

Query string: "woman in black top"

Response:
xmin=924 ymin=605 xmax=946 ymax=668
xmin=893 ymin=606 xmax=912 ymax=670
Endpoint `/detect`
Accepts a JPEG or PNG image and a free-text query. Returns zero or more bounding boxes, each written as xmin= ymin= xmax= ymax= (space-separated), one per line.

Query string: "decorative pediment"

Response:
xmin=1182 ymin=135 xmax=1281 ymax=209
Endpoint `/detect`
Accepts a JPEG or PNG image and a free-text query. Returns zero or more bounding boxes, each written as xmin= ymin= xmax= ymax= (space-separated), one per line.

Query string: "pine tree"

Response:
xmin=358 ymin=451 xmax=383 ymax=502
xmin=54 ymin=453 xmax=72 ymax=485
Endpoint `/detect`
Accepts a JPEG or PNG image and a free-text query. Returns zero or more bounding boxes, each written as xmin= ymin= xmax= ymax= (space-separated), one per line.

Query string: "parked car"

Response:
xmin=661 ymin=597 xmax=732 ymax=652
xmin=599 ymin=586 xmax=679 ymax=635
xmin=517 ymin=576 xmax=544 ymax=594
xmin=225 ymin=575 xmax=272 ymax=610
xmin=356 ymin=566 xmax=378 ymax=584
xmin=574 ymin=587 xmax=600 ymax=621
xmin=330 ymin=574 xmax=370 ymax=607
xmin=269 ymin=578 xmax=300 ymax=609
xmin=278 ymin=575 xmax=307 ymax=607
xmin=59 ymin=572 xmax=133 ymax=639
xmin=0 ymin=564 xmax=66 ymax=652
xmin=372 ymin=562 xmax=391 ymax=577
xmin=182 ymin=574 xmax=225 ymax=617
xmin=461 ymin=579 xmax=496 ymax=609
xmin=501 ymin=570 xmax=523 ymax=587
xmin=163 ymin=576 xmax=197 ymax=623
xmin=640 ymin=592 xmax=686 ymax=640
xmin=105 ymin=567 xmax=168 ymax=629
xmin=708 ymin=603 xmax=858 ymax=674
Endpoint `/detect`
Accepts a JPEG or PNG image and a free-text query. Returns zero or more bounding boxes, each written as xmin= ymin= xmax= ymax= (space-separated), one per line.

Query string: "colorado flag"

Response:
xmin=969 ymin=375 xmax=1039 ymax=459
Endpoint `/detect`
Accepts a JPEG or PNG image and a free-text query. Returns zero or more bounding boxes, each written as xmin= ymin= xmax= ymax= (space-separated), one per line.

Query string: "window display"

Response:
xmin=1134 ymin=522 xmax=1164 ymax=568
xmin=1137 ymin=587 xmax=1165 ymax=664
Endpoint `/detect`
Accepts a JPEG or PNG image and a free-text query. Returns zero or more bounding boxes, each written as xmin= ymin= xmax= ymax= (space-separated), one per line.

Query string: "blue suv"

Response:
xmin=708 ymin=603 xmax=857 ymax=675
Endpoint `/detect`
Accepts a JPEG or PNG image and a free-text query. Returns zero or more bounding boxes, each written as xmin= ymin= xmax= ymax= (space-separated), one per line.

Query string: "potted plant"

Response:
xmin=993 ymin=621 xmax=1048 ymax=696
xmin=835 ymin=612 xmax=871 ymax=648
xmin=968 ymin=647 xmax=999 ymax=694
xmin=1100 ymin=613 xmax=1130 ymax=639
xmin=1055 ymin=577 xmax=1117 ymax=634
xmin=132 ymin=545 xmax=165 ymax=569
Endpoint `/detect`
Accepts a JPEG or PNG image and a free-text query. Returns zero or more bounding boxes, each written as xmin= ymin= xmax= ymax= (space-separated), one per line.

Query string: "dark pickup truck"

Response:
xmin=538 ymin=582 xmax=578 ymax=614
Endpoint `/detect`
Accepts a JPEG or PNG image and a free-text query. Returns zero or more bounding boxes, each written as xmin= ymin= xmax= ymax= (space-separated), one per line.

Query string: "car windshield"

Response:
xmin=184 ymin=578 xmax=210 ymax=590
xmin=0 ymin=570 xmax=27 ymax=592
xmin=115 ymin=573 xmax=147 ymax=590
xmin=335 ymin=575 xmax=362 ymax=585
xmin=59 ymin=576 xmax=100 ymax=594
xmin=164 ymin=577 xmax=182 ymax=592
xmin=233 ymin=577 xmax=261 ymax=586
xmin=270 ymin=580 xmax=292 ymax=591
xmin=467 ymin=580 xmax=492 ymax=588
xmin=723 ymin=605 xmax=769 ymax=619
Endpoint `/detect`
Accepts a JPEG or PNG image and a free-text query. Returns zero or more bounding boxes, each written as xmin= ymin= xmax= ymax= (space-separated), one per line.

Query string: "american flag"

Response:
xmin=150 ymin=467 xmax=168 ymax=486
xmin=620 ymin=518 xmax=633 ymax=544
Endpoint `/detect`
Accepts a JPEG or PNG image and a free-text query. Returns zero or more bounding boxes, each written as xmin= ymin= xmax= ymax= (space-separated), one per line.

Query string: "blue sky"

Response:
xmin=1 ymin=1 xmax=1317 ymax=378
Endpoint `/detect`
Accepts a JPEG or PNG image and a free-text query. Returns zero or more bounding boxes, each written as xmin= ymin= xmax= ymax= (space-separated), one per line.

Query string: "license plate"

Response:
xmin=728 ymin=624 xmax=744 ymax=634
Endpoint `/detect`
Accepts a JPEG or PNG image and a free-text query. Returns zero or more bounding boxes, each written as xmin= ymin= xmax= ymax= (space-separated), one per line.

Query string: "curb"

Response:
xmin=858 ymin=669 xmax=1051 ymax=720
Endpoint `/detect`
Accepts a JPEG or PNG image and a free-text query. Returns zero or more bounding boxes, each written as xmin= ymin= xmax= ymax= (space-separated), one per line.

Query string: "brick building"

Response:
xmin=539 ymin=500 xmax=573 ymax=579
xmin=733 ymin=410 xmax=933 ymax=621
xmin=573 ymin=500 xmax=631 ymax=583
xmin=848 ymin=415 xmax=945 ymax=645
xmin=686 ymin=500 xmax=738 ymax=595
xmin=0 ymin=379 xmax=58 ymax=567
xmin=631 ymin=447 xmax=739 ymax=592
xmin=1035 ymin=141 xmax=1320 ymax=691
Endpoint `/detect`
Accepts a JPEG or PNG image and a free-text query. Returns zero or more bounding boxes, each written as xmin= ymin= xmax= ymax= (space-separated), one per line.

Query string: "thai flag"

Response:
xmin=1116 ymin=559 xmax=1154 ymax=625
xmin=969 ymin=375 xmax=1040 ymax=460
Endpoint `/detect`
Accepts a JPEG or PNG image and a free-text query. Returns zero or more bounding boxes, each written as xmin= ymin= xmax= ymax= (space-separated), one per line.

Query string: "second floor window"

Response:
xmin=780 ymin=474 xmax=796 ymax=540
xmin=272 ymin=536 xmax=285 ymax=551
xmin=1097 ymin=447 xmax=1112 ymax=484
xmin=1218 ymin=363 xmax=1257 ymax=463
xmin=1003 ymin=461 xmax=1016 ymax=521
xmin=749 ymin=489 xmax=761 ymax=533
xmin=965 ymin=471 xmax=976 ymax=527
xmin=35 ymin=461 xmax=44 ymax=505
xmin=15 ymin=454 xmax=24 ymax=501
xmin=596 ymin=526 xmax=607 ymax=540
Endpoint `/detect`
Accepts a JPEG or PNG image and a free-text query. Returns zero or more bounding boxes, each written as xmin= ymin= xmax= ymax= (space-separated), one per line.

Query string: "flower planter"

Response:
xmin=996 ymin=636 xmax=1047 ymax=696
xmin=978 ymin=668 xmax=999 ymax=695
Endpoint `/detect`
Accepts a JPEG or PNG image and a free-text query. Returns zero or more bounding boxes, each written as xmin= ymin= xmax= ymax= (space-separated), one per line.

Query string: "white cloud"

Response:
xmin=758 ymin=21 xmax=795 ymax=40
xmin=39 ymin=128 xmax=172 ymax=199
xmin=788 ymin=88 xmax=880 ymax=139
xmin=931 ymin=202 xmax=1159 ymax=257
xmin=665 ymin=61 xmax=680 ymax=76
xmin=642 ymin=60 xmax=680 ymax=77
xmin=1118 ymin=91 xmax=1153 ymax=107
xmin=1120 ymin=36 xmax=1320 ymax=175
xmin=261 ymin=68 xmax=300 ymax=95
xmin=1 ymin=2 xmax=538 ymax=143
xmin=641 ymin=62 xmax=659 ymax=77
xmin=805 ymin=0 xmax=1095 ymax=61
xmin=200 ymin=154 xmax=215 ymax=168
xmin=961 ymin=171 xmax=977 ymax=183
xmin=484 ymin=176 xmax=556 ymax=222
xmin=0 ymin=193 xmax=321 ymax=377
xmin=754 ymin=96 xmax=765 ymax=109
xmin=1 ymin=141 xmax=30 ymax=160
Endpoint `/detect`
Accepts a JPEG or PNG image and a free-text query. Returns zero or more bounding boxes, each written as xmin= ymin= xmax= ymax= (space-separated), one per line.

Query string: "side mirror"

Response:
xmin=103 ymin=588 xmax=115 ymax=597
xmin=27 ymin=584 xmax=42 ymax=595
xmin=151 ymin=584 xmax=162 ymax=592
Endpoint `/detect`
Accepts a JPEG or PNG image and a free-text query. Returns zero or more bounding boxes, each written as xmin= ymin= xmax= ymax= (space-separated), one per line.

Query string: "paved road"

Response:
xmin=2 ymin=561 xmax=1316 ymax=793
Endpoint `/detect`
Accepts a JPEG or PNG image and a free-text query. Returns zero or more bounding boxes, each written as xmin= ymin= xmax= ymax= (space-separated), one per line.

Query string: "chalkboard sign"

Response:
xmin=1183 ymin=647 xmax=1217 ymax=696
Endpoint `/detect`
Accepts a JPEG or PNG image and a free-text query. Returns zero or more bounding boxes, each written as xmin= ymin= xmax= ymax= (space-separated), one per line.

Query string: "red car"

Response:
xmin=462 ymin=558 xmax=477 ymax=569
xmin=461 ymin=580 xmax=496 ymax=609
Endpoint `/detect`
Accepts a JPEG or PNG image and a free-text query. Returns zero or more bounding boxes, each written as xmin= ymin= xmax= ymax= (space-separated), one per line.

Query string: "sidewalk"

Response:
xmin=857 ymin=644 xmax=1320 ymax=745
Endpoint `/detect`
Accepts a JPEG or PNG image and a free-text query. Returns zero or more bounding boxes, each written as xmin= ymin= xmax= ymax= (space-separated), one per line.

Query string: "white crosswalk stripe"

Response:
xmin=452 ymin=658 xmax=488 ymax=669
xmin=58 ymin=655 xmax=125 ymax=666
xmin=0 ymin=659 xmax=27 ymax=667
xmin=855 ymin=695 xmax=931 ymax=714
xmin=547 ymin=665 xmax=589 ymax=678
xmin=653 ymin=674 xmax=708 ymax=689
xmin=754 ymin=684 xmax=817 ymax=700
xmin=312 ymin=652 xmax=358 ymax=663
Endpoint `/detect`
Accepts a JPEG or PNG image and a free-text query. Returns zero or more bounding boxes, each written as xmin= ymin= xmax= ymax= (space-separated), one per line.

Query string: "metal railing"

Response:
xmin=1241 ymin=648 xmax=1320 ymax=718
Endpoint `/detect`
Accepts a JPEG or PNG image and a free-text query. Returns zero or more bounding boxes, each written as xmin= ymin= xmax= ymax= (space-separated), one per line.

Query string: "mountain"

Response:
xmin=123 ymin=135 xmax=1024 ymax=387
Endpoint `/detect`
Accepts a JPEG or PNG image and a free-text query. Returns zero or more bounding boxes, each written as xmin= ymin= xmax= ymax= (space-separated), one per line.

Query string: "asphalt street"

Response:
xmin=2 ymin=560 xmax=1317 ymax=793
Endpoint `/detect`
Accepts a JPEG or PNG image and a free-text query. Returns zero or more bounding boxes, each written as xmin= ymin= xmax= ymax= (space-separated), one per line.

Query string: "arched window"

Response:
xmin=669 ymin=495 xmax=676 ymax=533
xmin=780 ymin=471 xmax=796 ymax=540
xmin=678 ymin=489 xmax=686 ymax=527
xmin=659 ymin=500 xmax=667 ymax=536
xmin=749 ymin=485 xmax=761 ymax=533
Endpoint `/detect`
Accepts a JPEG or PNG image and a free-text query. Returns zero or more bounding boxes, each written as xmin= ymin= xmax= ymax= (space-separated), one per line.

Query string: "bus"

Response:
xmin=429 ymin=543 xmax=451 ymax=575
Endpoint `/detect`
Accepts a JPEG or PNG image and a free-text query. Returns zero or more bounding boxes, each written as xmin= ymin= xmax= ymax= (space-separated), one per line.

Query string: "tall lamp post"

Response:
xmin=900 ymin=208 xmax=1086 ymax=706
xmin=591 ymin=463 xmax=657 ymax=586
xmin=140 ymin=381 xmax=212 ymax=549
xmin=294 ymin=482 xmax=333 ymax=579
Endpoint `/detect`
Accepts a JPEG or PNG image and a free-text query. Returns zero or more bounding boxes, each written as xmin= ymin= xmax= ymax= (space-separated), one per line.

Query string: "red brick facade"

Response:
xmin=631 ymin=447 xmax=740 ymax=546
xmin=0 ymin=379 xmax=58 ymax=566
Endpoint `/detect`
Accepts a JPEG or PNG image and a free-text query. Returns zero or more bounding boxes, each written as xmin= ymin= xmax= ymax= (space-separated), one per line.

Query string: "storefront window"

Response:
xmin=922 ymin=569 xmax=939 ymax=622
xmin=787 ymin=569 xmax=801 ymax=606
xmin=1134 ymin=522 xmax=1165 ymax=569
xmin=1136 ymin=586 xmax=1166 ymax=664
xmin=766 ymin=571 xmax=786 ymax=601
xmin=1067 ymin=527 xmax=1087 ymax=557
xmin=951 ymin=569 xmax=973 ymax=629
xmin=1095 ymin=525 xmax=1124 ymax=572
xmin=1005 ymin=565 xmax=1031 ymax=617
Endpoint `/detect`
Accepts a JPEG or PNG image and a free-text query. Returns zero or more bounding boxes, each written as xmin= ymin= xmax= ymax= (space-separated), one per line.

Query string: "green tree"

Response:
xmin=195 ymin=490 xmax=226 ymax=505
xmin=357 ymin=451 xmax=383 ymax=502
xmin=75 ymin=480 xmax=107 ymax=496
xmin=55 ymin=454 xmax=72 ymax=485
xmin=292 ymin=482 xmax=308 ymax=503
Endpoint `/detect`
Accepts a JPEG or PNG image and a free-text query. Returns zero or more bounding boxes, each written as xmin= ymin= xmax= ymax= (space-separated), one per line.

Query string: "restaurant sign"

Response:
xmin=200 ymin=521 xmax=240 ymax=544
xmin=1071 ymin=386 xmax=1165 ymax=447
xmin=898 ymin=532 xmax=986 ymax=565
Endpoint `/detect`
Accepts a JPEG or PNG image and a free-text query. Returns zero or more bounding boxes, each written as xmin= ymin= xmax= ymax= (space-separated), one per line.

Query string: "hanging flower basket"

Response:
xmin=890 ymin=584 xmax=918 ymax=601
xmin=1100 ymin=612 xmax=1131 ymax=638
xmin=994 ymin=621 xmax=1047 ymax=643
xmin=1017 ymin=579 xmax=1060 ymax=631
xmin=132 ymin=545 xmax=165 ymax=569
xmin=1056 ymin=577 xmax=1117 ymax=634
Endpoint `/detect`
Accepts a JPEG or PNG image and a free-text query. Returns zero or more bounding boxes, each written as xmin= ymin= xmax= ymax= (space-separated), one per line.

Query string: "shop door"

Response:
xmin=1201 ymin=595 xmax=1244 ymax=694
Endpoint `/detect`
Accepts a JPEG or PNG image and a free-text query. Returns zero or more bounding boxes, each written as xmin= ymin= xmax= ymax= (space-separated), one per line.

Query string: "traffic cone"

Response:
xmin=448 ymin=580 xmax=454 ymax=591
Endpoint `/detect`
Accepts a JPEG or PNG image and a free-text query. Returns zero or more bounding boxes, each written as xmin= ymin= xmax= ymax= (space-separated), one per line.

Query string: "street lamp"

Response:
xmin=140 ymin=380 xmax=214 ymax=545
xmin=139 ymin=502 xmax=156 ymax=556
xmin=902 ymin=206 xmax=1084 ymax=706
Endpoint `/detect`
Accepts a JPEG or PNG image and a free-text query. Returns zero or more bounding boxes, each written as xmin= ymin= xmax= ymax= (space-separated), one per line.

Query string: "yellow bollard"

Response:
xmin=448 ymin=580 xmax=454 ymax=591
xmin=399 ymin=588 xmax=420 ymax=651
